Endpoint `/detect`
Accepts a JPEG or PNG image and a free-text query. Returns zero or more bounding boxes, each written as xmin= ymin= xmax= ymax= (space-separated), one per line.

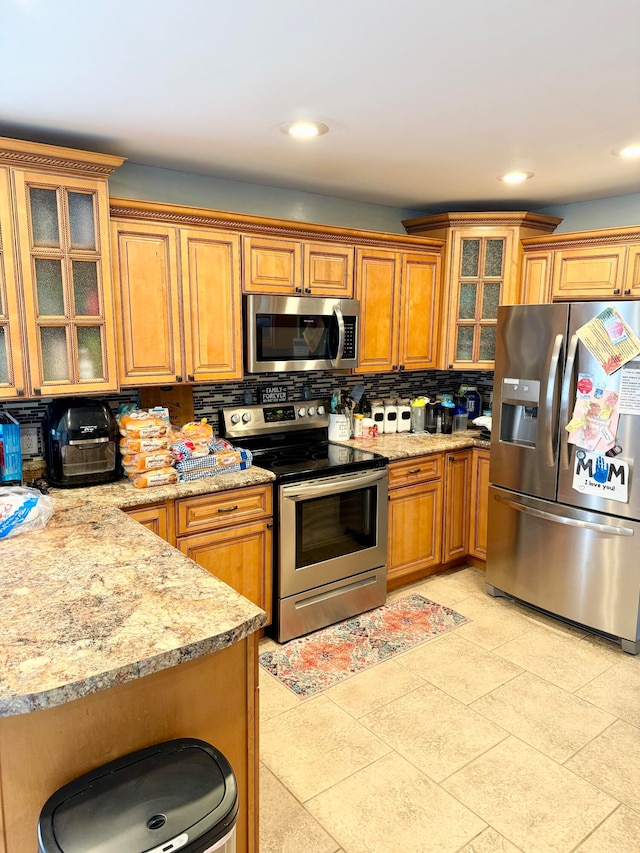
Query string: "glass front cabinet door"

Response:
xmin=0 ymin=138 xmax=124 ymax=399
xmin=447 ymin=230 xmax=510 ymax=369
xmin=402 ymin=212 xmax=563 ymax=371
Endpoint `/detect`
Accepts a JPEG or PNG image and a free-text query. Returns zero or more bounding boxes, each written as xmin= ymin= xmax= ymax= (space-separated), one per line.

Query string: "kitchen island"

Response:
xmin=0 ymin=495 xmax=268 ymax=852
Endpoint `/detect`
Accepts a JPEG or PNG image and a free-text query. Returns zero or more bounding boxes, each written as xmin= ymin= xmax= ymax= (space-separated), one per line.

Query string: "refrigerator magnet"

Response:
xmin=573 ymin=449 xmax=629 ymax=503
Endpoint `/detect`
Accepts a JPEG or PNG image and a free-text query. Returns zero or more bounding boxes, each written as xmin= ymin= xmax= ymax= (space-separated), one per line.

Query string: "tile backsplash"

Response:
xmin=1 ymin=369 xmax=493 ymax=460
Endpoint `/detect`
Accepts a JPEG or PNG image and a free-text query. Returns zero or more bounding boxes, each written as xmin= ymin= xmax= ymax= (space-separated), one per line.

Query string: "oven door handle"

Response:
xmin=281 ymin=468 xmax=387 ymax=500
xmin=330 ymin=305 xmax=345 ymax=368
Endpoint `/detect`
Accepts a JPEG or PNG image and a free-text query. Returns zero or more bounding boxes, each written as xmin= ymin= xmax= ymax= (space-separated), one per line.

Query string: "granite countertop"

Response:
xmin=47 ymin=465 xmax=276 ymax=509
xmin=0 ymin=501 xmax=267 ymax=717
xmin=333 ymin=430 xmax=491 ymax=461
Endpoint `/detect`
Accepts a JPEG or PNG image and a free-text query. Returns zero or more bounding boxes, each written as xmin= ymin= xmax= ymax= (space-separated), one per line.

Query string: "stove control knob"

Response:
xmin=317 ymin=405 xmax=325 ymax=415
xmin=230 ymin=413 xmax=240 ymax=425
xmin=308 ymin=406 xmax=316 ymax=416
xmin=297 ymin=407 xmax=306 ymax=417
xmin=242 ymin=412 xmax=252 ymax=423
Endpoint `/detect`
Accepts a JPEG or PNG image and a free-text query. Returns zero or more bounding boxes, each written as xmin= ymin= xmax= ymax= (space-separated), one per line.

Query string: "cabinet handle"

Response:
xmin=392 ymin=364 xmax=398 ymax=370
xmin=217 ymin=504 xmax=239 ymax=513
xmin=33 ymin=387 xmax=41 ymax=396
xmin=176 ymin=375 xmax=182 ymax=382
xmin=624 ymin=289 xmax=631 ymax=295
xmin=408 ymin=468 xmax=421 ymax=474
xmin=400 ymin=365 xmax=405 ymax=371
xmin=16 ymin=388 xmax=24 ymax=397
xmin=613 ymin=289 xmax=620 ymax=295
xmin=295 ymin=286 xmax=302 ymax=293
xmin=305 ymin=287 xmax=311 ymax=293
xmin=188 ymin=374 xmax=195 ymax=382
xmin=267 ymin=522 xmax=273 ymax=529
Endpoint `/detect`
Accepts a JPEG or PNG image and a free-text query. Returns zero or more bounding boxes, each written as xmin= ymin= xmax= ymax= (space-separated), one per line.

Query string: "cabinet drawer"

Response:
xmin=176 ymin=485 xmax=272 ymax=535
xmin=388 ymin=454 xmax=441 ymax=488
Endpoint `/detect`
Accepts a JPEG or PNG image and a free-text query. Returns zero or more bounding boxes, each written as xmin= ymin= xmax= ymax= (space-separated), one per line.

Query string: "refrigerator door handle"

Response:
xmin=559 ymin=332 xmax=579 ymax=470
xmin=494 ymin=493 xmax=634 ymax=536
xmin=545 ymin=333 xmax=564 ymax=467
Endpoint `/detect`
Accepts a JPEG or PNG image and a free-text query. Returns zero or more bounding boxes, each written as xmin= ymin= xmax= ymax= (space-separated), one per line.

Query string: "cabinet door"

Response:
xmin=303 ymin=242 xmax=354 ymax=296
xmin=521 ymin=251 xmax=553 ymax=304
xmin=0 ymin=167 xmax=26 ymax=399
xmin=399 ymin=252 xmax=440 ymax=370
xmin=125 ymin=502 xmax=175 ymax=545
xmin=444 ymin=230 xmax=514 ymax=369
xmin=442 ymin=451 xmax=471 ymax=562
xmin=355 ymin=248 xmax=401 ymax=372
xmin=242 ymin=236 xmax=302 ymax=294
xmin=387 ymin=480 xmax=443 ymax=584
xmin=13 ymin=170 xmax=118 ymax=396
xmin=111 ymin=221 xmax=183 ymax=385
xmin=623 ymin=245 xmax=640 ymax=298
xmin=551 ymin=246 xmax=626 ymax=299
xmin=468 ymin=449 xmax=490 ymax=559
xmin=181 ymin=228 xmax=243 ymax=382
xmin=178 ymin=521 xmax=273 ymax=624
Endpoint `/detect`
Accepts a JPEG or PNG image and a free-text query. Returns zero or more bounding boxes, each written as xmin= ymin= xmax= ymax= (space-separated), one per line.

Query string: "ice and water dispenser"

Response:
xmin=499 ymin=378 xmax=541 ymax=448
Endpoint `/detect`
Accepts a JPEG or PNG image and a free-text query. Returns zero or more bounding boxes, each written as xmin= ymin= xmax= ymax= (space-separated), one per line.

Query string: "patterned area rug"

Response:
xmin=259 ymin=594 xmax=470 ymax=698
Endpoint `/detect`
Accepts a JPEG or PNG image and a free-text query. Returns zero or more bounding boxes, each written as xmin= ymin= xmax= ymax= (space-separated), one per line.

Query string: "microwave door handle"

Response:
xmin=559 ymin=332 xmax=579 ymax=470
xmin=544 ymin=334 xmax=564 ymax=467
xmin=330 ymin=305 xmax=345 ymax=368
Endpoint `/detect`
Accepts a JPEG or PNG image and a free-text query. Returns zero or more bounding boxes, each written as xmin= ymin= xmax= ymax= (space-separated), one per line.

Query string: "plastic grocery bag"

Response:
xmin=0 ymin=486 xmax=55 ymax=540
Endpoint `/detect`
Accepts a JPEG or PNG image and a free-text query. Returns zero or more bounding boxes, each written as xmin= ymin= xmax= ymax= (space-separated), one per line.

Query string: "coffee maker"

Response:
xmin=42 ymin=398 xmax=120 ymax=487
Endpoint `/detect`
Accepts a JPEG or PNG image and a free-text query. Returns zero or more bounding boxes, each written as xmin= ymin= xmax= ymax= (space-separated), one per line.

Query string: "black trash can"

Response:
xmin=38 ymin=738 xmax=238 ymax=853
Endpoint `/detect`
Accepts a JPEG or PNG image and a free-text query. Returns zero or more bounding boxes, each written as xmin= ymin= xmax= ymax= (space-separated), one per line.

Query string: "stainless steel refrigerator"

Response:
xmin=487 ymin=301 xmax=640 ymax=654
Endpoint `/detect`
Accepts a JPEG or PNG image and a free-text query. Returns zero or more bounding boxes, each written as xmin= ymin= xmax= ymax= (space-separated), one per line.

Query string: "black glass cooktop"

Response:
xmin=234 ymin=434 xmax=387 ymax=483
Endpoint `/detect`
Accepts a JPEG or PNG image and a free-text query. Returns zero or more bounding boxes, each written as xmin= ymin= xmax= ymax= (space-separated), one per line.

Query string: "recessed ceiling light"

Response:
xmin=615 ymin=144 xmax=640 ymax=159
xmin=497 ymin=171 xmax=534 ymax=184
xmin=280 ymin=121 xmax=329 ymax=139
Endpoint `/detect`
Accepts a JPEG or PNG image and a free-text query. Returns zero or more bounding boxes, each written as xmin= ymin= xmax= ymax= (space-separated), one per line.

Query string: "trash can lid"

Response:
xmin=38 ymin=738 xmax=238 ymax=853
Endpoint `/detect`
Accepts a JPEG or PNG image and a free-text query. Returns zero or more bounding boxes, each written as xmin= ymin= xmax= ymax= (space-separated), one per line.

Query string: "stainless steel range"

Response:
xmin=221 ymin=400 xmax=389 ymax=642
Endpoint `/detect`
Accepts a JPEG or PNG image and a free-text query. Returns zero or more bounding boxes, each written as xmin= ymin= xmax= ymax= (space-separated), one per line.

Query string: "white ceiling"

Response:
xmin=2 ymin=0 xmax=640 ymax=213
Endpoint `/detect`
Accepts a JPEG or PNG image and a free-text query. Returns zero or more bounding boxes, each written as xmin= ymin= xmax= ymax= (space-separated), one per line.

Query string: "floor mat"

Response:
xmin=259 ymin=594 xmax=470 ymax=698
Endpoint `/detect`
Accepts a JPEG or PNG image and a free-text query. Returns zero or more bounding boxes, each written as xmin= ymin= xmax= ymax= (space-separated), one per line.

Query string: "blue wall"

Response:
xmin=534 ymin=193 xmax=640 ymax=234
xmin=110 ymin=162 xmax=640 ymax=236
xmin=109 ymin=162 xmax=427 ymax=234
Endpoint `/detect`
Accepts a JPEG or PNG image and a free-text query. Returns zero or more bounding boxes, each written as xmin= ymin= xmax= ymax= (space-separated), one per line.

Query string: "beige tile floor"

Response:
xmin=259 ymin=566 xmax=640 ymax=853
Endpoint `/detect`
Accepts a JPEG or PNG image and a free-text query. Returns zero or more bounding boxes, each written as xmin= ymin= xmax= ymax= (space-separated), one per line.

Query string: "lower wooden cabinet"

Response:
xmin=387 ymin=448 xmax=488 ymax=589
xmin=123 ymin=484 xmax=273 ymax=624
xmin=387 ymin=455 xmax=443 ymax=587
xmin=178 ymin=521 xmax=273 ymax=623
xmin=176 ymin=485 xmax=273 ymax=625
xmin=124 ymin=502 xmax=175 ymax=545
xmin=468 ymin=449 xmax=490 ymax=560
xmin=442 ymin=450 xmax=471 ymax=562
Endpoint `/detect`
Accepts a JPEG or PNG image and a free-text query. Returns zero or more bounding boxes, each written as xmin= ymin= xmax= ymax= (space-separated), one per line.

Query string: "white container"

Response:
xmin=383 ymin=400 xmax=398 ymax=433
xmin=371 ymin=400 xmax=385 ymax=432
xmin=328 ymin=413 xmax=351 ymax=441
xmin=397 ymin=400 xmax=411 ymax=432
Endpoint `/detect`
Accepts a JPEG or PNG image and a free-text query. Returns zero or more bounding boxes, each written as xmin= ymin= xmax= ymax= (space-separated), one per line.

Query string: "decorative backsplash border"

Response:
xmin=1 ymin=370 xmax=493 ymax=460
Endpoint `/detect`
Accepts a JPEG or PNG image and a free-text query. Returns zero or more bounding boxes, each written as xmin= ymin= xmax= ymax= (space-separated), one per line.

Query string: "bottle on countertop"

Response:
xmin=465 ymin=386 xmax=482 ymax=420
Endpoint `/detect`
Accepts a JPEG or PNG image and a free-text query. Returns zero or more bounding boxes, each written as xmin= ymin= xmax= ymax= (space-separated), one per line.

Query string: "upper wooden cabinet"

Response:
xmin=242 ymin=235 xmax=354 ymax=296
xmin=0 ymin=167 xmax=25 ymax=399
xmin=0 ymin=138 xmax=123 ymax=400
xmin=403 ymin=212 xmax=561 ymax=369
xmin=356 ymin=247 xmax=441 ymax=373
xmin=522 ymin=225 xmax=640 ymax=302
xmin=110 ymin=204 xmax=242 ymax=385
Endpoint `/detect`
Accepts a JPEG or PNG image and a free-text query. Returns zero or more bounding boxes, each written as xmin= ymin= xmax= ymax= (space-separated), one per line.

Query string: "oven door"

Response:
xmin=279 ymin=467 xmax=388 ymax=597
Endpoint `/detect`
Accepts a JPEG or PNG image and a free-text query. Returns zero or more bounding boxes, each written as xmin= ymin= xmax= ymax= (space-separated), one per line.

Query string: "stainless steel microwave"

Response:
xmin=244 ymin=294 xmax=360 ymax=373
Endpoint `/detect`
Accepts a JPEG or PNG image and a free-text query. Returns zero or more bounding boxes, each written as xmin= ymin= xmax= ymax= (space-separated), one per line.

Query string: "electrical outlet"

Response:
xmin=20 ymin=427 xmax=39 ymax=457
